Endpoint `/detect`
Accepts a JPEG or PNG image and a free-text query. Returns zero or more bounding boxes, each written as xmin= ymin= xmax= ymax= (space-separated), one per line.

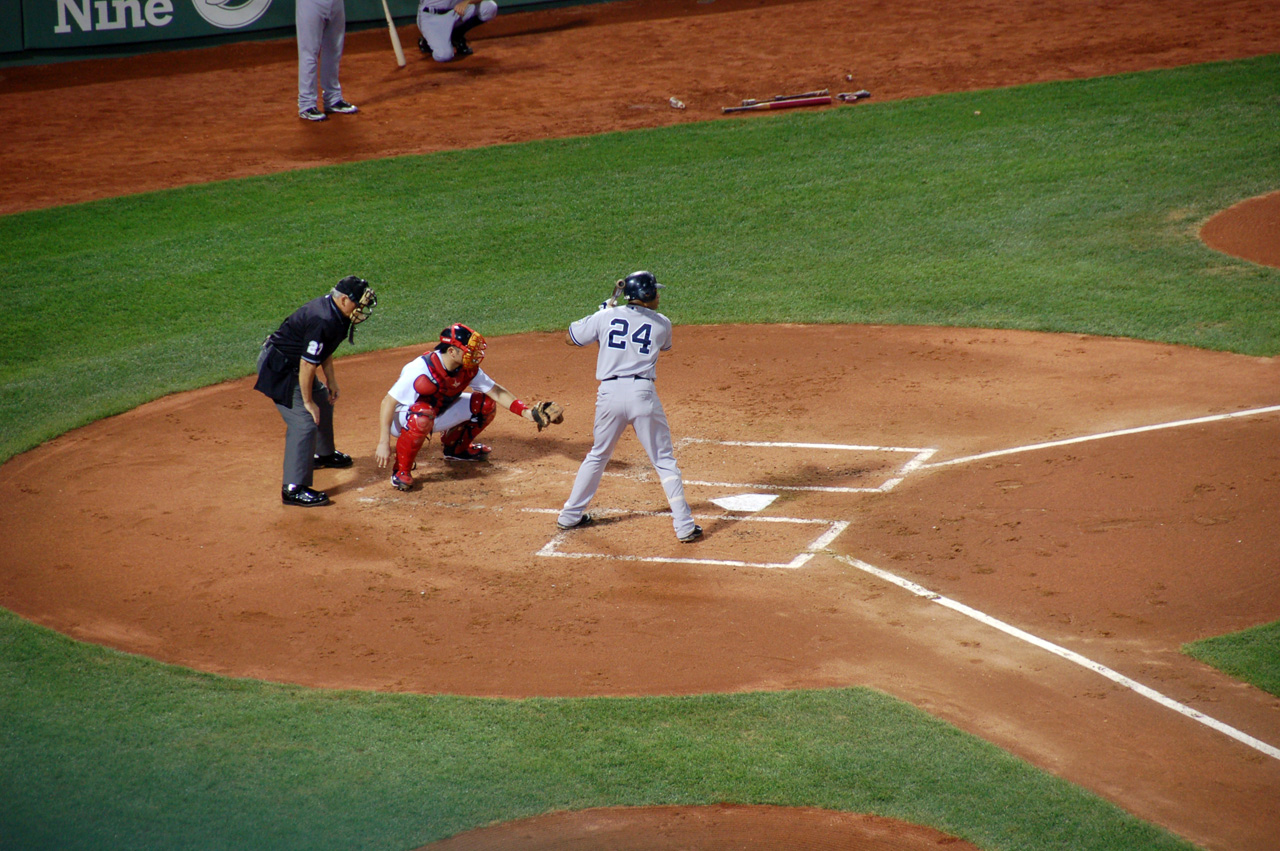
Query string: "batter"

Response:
xmin=557 ymin=271 xmax=702 ymax=543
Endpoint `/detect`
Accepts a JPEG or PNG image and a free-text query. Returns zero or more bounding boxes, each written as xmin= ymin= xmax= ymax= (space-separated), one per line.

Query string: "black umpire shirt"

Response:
xmin=254 ymin=295 xmax=352 ymax=406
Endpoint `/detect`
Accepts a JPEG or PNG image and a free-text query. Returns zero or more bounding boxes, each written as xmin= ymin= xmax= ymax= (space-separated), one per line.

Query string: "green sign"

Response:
xmin=25 ymin=0 xmax=297 ymax=49
xmin=17 ymin=0 xmax=583 ymax=53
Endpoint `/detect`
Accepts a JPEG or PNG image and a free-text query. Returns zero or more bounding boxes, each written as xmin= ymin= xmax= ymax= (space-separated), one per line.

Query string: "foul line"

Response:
xmin=924 ymin=405 xmax=1280 ymax=469
xmin=829 ymin=552 xmax=1280 ymax=762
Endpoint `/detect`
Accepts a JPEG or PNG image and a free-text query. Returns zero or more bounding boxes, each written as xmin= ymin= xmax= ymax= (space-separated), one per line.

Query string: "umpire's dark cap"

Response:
xmin=335 ymin=275 xmax=370 ymax=300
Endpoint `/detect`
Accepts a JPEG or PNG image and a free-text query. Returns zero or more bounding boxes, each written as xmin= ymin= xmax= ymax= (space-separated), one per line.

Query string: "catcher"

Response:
xmin=374 ymin=323 xmax=563 ymax=491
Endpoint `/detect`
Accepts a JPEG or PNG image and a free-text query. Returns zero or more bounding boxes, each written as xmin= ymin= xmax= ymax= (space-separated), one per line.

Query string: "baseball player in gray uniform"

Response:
xmin=297 ymin=0 xmax=358 ymax=121
xmin=417 ymin=0 xmax=498 ymax=62
xmin=556 ymin=271 xmax=702 ymax=543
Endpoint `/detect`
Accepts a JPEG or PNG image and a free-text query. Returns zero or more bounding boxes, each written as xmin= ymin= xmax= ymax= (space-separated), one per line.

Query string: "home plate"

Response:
xmin=712 ymin=493 xmax=778 ymax=512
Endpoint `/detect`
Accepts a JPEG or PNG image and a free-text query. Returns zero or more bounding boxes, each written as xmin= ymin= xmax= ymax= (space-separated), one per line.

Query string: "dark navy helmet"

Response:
xmin=621 ymin=270 xmax=665 ymax=303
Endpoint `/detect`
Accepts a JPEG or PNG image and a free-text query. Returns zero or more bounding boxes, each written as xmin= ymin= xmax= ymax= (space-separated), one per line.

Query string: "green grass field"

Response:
xmin=2 ymin=55 xmax=1278 ymax=850
xmin=1184 ymin=620 xmax=1280 ymax=699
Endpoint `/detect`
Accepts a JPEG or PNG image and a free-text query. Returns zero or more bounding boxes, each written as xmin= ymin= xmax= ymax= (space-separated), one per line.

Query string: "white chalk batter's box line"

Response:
xmin=676 ymin=439 xmax=937 ymax=493
xmin=525 ymin=508 xmax=849 ymax=570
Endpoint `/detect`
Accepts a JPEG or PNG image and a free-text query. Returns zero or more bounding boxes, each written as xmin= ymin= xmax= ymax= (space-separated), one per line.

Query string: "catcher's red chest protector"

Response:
xmin=412 ymin=351 xmax=479 ymax=411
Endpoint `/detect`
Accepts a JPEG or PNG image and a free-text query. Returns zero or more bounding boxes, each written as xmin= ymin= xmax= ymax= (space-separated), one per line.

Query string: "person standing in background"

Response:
xmin=297 ymin=0 xmax=359 ymax=121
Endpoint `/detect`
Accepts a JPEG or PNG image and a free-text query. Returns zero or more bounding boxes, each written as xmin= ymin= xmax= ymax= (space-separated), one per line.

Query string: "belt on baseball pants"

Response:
xmin=602 ymin=375 xmax=653 ymax=381
xmin=423 ymin=5 xmax=455 ymax=12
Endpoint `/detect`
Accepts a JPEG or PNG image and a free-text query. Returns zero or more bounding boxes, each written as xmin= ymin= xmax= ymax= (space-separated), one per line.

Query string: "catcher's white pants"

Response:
xmin=417 ymin=0 xmax=497 ymax=62
xmin=389 ymin=392 xmax=478 ymax=436
xmin=558 ymin=379 xmax=696 ymax=539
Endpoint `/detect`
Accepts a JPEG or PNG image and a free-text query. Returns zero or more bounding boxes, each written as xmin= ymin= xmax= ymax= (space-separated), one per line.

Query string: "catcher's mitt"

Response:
xmin=531 ymin=401 xmax=564 ymax=432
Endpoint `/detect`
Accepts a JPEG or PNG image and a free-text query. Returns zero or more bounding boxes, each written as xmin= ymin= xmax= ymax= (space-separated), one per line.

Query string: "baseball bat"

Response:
xmin=723 ymin=95 xmax=833 ymax=114
xmin=381 ymin=0 xmax=407 ymax=68
xmin=741 ymin=89 xmax=829 ymax=107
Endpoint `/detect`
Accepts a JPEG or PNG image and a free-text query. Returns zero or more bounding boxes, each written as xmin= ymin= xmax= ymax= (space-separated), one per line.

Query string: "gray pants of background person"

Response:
xmin=258 ymin=348 xmax=336 ymax=488
xmin=297 ymin=0 xmax=347 ymax=113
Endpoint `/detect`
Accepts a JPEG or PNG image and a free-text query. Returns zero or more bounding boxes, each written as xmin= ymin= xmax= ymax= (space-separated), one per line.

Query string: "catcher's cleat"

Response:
xmin=443 ymin=442 xmax=491 ymax=461
xmin=282 ymin=484 xmax=330 ymax=507
xmin=390 ymin=468 xmax=414 ymax=492
xmin=313 ymin=450 xmax=354 ymax=469
xmin=556 ymin=513 xmax=593 ymax=531
xmin=678 ymin=524 xmax=704 ymax=543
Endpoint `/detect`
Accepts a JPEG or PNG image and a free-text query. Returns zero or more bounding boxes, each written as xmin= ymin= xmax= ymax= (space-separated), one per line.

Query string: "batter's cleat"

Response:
xmin=418 ymin=35 xmax=429 ymax=54
xmin=556 ymin=514 xmax=594 ymax=531
xmin=451 ymin=34 xmax=473 ymax=56
xmin=313 ymin=450 xmax=354 ymax=469
xmin=299 ymin=107 xmax=327 ymax=122
xmin=678 ymin=524 xmax=704 ymax=543
xmin=443 ymin=442 xmax=491 ymax=461
xmin=325 ymin=100 xmax=359 ymax=114
xmin=282 ymin=484 xmax=330 ymax=506
xmin=390 ymin=468 xmax=414 ymax=492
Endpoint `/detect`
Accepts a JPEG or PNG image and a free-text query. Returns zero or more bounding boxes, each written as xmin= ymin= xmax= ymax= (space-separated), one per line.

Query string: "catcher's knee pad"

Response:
xmin=441 ymin=393 xmax=495 ymax=452
xmin=395 ymin=403 xmax=435 ymax=473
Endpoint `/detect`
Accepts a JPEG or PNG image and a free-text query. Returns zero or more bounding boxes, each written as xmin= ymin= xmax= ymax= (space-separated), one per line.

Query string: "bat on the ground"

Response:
xmin=837 ymin=90 xmax=872 ymax=102
xmin=723 ymin=95 xmax=833 ymax=114
xmin=381 ymin=0 xmax=407 ymax=67
xmin=740 ymin=89 xmax=828 ymax=107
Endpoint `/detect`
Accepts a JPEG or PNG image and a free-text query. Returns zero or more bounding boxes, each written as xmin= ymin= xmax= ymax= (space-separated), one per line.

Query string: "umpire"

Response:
xmin=255 ymin=275 xmax=377 ymax=506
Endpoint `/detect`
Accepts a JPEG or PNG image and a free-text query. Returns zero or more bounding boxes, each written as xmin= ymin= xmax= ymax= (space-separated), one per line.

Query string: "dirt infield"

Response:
xmin=2 ymin=1 xmax=1279 ymax=850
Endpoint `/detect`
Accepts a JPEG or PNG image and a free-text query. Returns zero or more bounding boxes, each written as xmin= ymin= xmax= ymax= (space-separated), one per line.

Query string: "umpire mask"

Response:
xmin=334 ymin=276 xmax=378 ymax=342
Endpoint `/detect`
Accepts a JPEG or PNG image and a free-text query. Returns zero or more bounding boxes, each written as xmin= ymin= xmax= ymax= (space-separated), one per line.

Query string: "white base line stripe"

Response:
xmin=830 ymin=553 xmax=1280 ymax=762
xmin=925 ymin=405 xmax=1280 ymax=469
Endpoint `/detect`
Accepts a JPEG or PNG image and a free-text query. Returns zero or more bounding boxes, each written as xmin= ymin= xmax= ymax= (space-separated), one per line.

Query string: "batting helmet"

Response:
xmin=621 ymin=270 xmax=665 ymax=303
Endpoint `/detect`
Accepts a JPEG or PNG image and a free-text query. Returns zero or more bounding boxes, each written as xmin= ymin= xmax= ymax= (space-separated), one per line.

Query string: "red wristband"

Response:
xmin=510 ymin=399 xmax=528 ymax=416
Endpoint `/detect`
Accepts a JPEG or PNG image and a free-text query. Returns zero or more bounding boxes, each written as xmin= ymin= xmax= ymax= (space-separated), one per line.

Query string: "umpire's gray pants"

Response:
xmin=261 ymin=353 xmax=335 ymax=488
xmin=277 ymin=379 xmax=335 ymax=488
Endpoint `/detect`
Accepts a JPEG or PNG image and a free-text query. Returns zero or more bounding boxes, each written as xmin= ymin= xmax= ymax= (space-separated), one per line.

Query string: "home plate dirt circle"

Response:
xmin=2 ymin=323 xmax=1278 ymax=849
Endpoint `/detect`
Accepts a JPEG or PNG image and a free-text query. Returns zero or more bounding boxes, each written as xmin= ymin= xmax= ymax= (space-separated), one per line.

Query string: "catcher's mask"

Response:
xmin=440 ymin=323 xmax=487 ymax=369
xmin=621 ymin=270 xmax=665 ymax=303
xmin=334 ymin=276 xmax=378 ymax=343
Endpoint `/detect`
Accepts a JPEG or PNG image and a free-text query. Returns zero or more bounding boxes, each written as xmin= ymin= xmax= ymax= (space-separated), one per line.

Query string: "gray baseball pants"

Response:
xmin=297 ymin=0 xmax=346 ymax=112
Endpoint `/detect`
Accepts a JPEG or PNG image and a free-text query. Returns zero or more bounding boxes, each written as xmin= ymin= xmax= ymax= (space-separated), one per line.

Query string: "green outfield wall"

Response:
xmin=3 ymin=0 xmax=591 ymax=64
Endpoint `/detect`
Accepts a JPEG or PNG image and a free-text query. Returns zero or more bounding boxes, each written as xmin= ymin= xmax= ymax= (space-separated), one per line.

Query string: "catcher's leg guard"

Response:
xmin=393 ymin=403 xmax=435 ymax=489
xmin=441 ymin=393 xmax=495 ymax=460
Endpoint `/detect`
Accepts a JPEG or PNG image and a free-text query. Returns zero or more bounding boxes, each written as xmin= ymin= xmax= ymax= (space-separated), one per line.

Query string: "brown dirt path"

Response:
xmin=3 ymin=1 xmax=1279 ymax=850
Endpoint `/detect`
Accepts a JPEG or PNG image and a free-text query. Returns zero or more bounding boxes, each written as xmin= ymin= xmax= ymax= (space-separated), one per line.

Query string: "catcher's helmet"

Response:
xmin=622 ymin=270 xmax=665 ymax=303
xmin=439 ymin=323 xmax=487 ymax=368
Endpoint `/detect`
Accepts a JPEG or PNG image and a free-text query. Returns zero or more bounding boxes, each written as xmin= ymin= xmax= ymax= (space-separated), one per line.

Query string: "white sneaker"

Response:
xmin=299 ymin=107 xmax=327 ymax=122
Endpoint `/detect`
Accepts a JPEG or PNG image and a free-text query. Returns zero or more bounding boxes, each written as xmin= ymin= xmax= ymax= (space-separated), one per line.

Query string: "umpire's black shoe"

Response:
xmin=313 ymin=450 xmax=354 ymax=469
xmin=282 ymin=484 xmax=330 ymax=507
xmin=451 ymin=34 xmax=473 ymax=56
